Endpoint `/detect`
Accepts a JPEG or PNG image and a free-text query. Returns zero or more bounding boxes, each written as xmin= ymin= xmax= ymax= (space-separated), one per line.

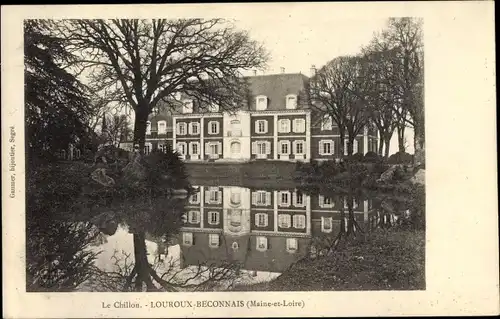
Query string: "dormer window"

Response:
xmin=208 ymin=103 xmax=219 ymax=113
xmin=158 ymin=120 xmax=167 ymax=134
xmin=182 ymin=100 xmax=193 ymax=114
xmin=286 ymin=94 xmax=297 ymax=109
xmin=321 ymin=115 xmax=333 ymax=130
xmin=256 ymin=95 xmax=268 ymax=110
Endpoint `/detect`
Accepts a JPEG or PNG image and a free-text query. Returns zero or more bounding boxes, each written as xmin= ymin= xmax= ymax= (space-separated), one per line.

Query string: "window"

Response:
xmin=158 ymin=121 xmax=167 ymax=134
xmin=229 ymin=120 xmax=241 ymax=137
xmin=321 ymin=115 xmax=333 ymax=130
xmin=278 ymin=191 xmax=290 ymax=207
xmin=208 ymin=211 xmax=220 ymax=225
xmin=230 ymin=141 xmax=241 ymax=154
xmin=252 ymin=191 xmax=271 ymax=206
xmin=189 ymin=122 xmax=200 ymax=135
xmin=209 ymin=103 xmax=219 ymax=112
xmin=208 ymin=234 xmax=219 ymax=248
xmin=208 ymin=121 xmax=219 ymax=135
xmin=279 ymin=140 xmax=290 ymax=155
xmin=293 ymin=215 xmax=306 ymax=229
xmin=343 ymin=197 xmax=358 ymax=209
xmin=319 ymin=195 xmax=334 ymax=208
xmin=189 ymin=193 xmax=200 ymax=204
xmin=278 ymin=119 xmax=291 ymax=133
xmin=177 ymin=122 xmax=187 ymax=135
xmin=256 ymin=236 xmax=268 ymax=252
xmin=190 ymin=142 xmax=200 ymax=155
xmin=230 ymin=191 xmax=241 ymax=206
xmin=256 ymin=95 xmax=268 ymax=110
xmin=293 ymin=192 xmax=305 ymax=207
xmin=182 ymin=100 xmax=193 ymax=114
xmin=182 ymin=232 xmax=193 ymax=246
xmin=251 ymin=141 xmax=271 ymax=157
xmin=144 ymin=145 xmax=151 ymax=155
xmin=146 ymin=121 xmax=151 ymax=135
xmin=255 ymin=120 xmax=268 ymax=134
xmin=321 ymin=217 xmax=333 ymax=233
xmin=278 ymin=214 xmax=291 ymax=228
xmin=205 ymin=142 xmax=222 ymax=158
xmin=229 ymin=209 xmax=242 ymax=227
xmin=176 ymin=142 xmax=187 ymax=156
xmin=294 ymin=141 xmax=305 ymax=155
xmin=344 ymin=139 xmax=359 ymax=155
xmin=293 ymin=119 xmax=306 ymax=133
xmin=255 ymin=213 xmax=269 ymax=227
xmin=286 ymin=94 xmax=297 ymax=109
xmin=319 ymin=140 xmax=334 ymax=155
xmin=205 ymin=187 xmax=222 ymax=204
xmin=188 ymin=211 xmax=200 ymax=224
xmin=286 ymin=238 xmax=298 ymax=252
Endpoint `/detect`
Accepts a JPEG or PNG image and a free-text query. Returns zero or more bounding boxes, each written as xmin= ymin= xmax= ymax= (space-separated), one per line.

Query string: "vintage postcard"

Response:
xmin=2 ymin=2 xmax=498 ymax=318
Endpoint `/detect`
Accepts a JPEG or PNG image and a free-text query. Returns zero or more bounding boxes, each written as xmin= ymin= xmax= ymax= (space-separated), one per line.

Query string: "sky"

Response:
xmin=232 ymin=15 xmax=414 ymax=154
xmin=234 ymin=17 xmax=388 ymax=76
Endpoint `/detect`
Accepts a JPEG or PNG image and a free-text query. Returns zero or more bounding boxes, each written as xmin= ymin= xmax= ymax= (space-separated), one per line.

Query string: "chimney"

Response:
xmin=253 ymin=70 xmax=257 ymax=76
xmin=280 ymin=67 xmax=285 ymax=74
xmin=310 ymin=65 xmax=317 ymax=77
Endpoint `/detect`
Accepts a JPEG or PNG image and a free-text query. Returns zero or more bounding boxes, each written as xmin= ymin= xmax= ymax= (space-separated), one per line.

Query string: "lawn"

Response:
xmin=232 ymin=229 xmax=425 ymax=291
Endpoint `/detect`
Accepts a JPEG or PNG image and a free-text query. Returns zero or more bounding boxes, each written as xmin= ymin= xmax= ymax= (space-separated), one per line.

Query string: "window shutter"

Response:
xmin=216 ymin=191 xmax=222 ymax=204
xmin=251 ymin=142 xmax=257 ymax=155
xmin=278 ymin=214 xmax=284 ymax=227
xmin=353 ymin=140 xmax=358 ymax=153
xmin=205 ymin=190 xmax=210 ymax=202
xmin=265 ymin=192 xmax=271 ymax=205
xmin=264 ymin=120 xmax=268 ymax=133
xmin=318 ymin=141 xmax=324 ymax=155
xmin=251 ymin=192 xmax=257 ymax=205
xmin=254 ymin=214 xmax=259 ymax=226
xmin=331 ymin=140 xmax=335 ymax=154
xmin=205 ymin=143 xmax=210 ymax=155
xmin=217 ymin=142 xmax=222 ymax=155
xmin=264 ymin=214 xmax=268 ymax=227
xmin=254 ymin=121 xmax=259 ymax=133
xmin=188 ymin=123 xmax=192 ymax=135
xmin=265 ymin=141 xmax=271 ymax=155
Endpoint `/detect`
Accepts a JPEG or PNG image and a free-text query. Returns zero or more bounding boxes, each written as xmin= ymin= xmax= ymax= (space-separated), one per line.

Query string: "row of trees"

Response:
xmin=310 ymin=18 xmax=424 ymax=164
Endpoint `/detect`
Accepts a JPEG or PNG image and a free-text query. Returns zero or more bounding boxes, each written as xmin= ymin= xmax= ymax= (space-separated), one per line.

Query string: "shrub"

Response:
xmin=363 ymin=151 xmax=380 ymax=163
xmin=388 ymin=152 xmax=414 ymax=165
xmin=347 ymin=152 xmax=364 ymax=163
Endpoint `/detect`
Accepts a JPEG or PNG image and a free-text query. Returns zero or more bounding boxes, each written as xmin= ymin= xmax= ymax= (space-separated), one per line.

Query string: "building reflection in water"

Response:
xmin=178 ymin=186 xmax=376 ymax=274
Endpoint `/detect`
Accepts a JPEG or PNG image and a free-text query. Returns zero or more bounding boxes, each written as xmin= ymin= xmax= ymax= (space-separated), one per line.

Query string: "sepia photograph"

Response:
xmin=25 ymin=16 xmax=425 ymax=293
xmin=2 ymin=2 xmax=498 ymax=318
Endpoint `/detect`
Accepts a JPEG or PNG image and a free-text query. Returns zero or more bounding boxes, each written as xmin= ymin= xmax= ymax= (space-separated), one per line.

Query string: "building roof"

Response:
xmin=148 ymin=72 xmax=311 ymax=122
xmin=245 ymin=73 xmax=310 ymax=111
xmin=179 ymin=232 xmax=309 ymax=273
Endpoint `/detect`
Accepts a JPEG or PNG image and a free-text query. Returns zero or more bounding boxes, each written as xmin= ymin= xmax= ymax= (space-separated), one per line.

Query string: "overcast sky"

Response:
xmin=233 ymin=16 xmax=389 ymax=76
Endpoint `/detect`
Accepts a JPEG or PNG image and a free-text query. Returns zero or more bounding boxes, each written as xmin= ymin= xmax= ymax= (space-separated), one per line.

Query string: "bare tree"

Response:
xmin=101 ymin=114 xmax=133 ymax=148
xmin=310 ymin=55 xmax=370 ymax=158
xmin=369 ymin=18 xmax=424 ymax=164
xmin=362 ymin=48 xmax=399 ymax=158
xmin=59 ymin=19 xmax=269 ymax=151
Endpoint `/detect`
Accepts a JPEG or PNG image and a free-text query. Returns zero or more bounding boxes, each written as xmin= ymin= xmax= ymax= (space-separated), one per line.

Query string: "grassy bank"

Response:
xmin=232 ymin=229 xmax=425 ymax=291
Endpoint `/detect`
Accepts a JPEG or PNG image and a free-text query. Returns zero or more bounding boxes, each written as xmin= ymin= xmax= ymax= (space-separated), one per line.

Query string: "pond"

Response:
xmin=70 ymin=182 xmax=406 ymax=292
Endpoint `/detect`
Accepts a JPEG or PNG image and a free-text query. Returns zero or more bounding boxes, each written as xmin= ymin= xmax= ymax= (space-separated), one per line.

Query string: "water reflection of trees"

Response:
xmin=27 ymin=150 xmax=244 ymax=292
xmin=300 ymin=163 xmax=425 ymax=259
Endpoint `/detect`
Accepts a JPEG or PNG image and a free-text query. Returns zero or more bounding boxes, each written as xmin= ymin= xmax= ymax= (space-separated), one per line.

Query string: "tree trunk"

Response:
xmin=133 ymin=232 xmax=151 ymax=292
xmin=339 ymin=131 xmax=346 ymax=161
xmin=397 ymin=125 xmax=406 ymax=153
xmin=347 ymin=138 xmax=354 ymax=157
xmin=133 ymin=108 xmax=149 ymax=154
xmin=384 ymin=137 xmax=391 ymax=159
xmin=378 ymin=138 xmax=384 ymax=156
xmin=413 ymin=122 xmax=425 ymax=166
